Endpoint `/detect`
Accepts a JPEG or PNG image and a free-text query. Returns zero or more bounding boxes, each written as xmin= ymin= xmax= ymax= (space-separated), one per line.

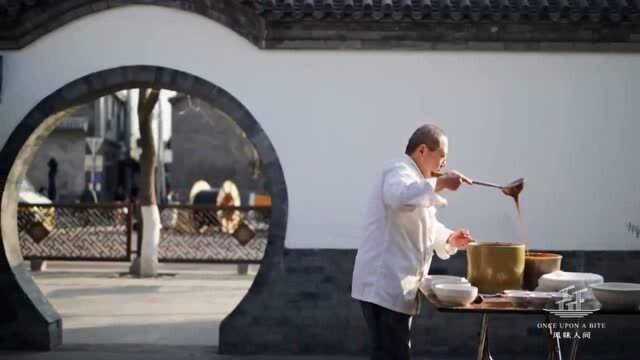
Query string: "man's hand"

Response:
xmin=435 ymin=170 xmax=473 ymax=192
xmin=447 ymin=228 xmax=473 ymax=250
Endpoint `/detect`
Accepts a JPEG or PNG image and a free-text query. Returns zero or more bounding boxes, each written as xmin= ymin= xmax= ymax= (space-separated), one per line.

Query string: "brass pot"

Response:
xmin=523 ymin=252 xmax=562 ymax=291
xmin=466 ymin=242 xmax=526 ymax=294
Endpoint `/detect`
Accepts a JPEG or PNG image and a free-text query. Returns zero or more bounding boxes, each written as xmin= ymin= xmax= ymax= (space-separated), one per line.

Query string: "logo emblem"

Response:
xmin=544 ymin=286 xmax=599 ymax=319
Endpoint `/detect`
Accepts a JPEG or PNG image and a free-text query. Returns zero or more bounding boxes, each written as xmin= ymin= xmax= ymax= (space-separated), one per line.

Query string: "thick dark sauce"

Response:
xmin=502 ymin=178 xmax=526 ymax=253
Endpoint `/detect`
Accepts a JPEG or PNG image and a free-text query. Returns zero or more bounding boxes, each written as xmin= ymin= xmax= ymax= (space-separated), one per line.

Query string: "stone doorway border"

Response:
xmin=0 ymin=65 xmax=288 ymax=350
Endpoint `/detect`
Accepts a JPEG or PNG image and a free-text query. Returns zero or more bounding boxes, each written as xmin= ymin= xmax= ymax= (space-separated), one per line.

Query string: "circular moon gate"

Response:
xmin=0 ymin=66 xmax=288 ymax=350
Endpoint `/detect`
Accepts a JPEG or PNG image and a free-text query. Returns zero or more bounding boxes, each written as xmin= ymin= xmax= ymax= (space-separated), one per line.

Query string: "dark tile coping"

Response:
xmin=2 ymin=1 xmax=640 ymax=50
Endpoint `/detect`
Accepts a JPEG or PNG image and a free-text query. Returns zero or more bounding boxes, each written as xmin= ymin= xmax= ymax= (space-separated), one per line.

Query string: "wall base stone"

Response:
xmin=220 ymin=248 xmax=640 ymax=358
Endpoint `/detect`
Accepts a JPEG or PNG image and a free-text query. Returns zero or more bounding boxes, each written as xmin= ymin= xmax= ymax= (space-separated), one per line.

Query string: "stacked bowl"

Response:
xmin=535 ymin=271 xmax=603 ymax=299
xmin=420 ymin=275 xmax=477 ymax=306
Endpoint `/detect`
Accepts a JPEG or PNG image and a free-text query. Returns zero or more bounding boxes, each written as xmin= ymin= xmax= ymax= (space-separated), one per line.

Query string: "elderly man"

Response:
xmin=351 ymin=124 xmax=474 ymax=360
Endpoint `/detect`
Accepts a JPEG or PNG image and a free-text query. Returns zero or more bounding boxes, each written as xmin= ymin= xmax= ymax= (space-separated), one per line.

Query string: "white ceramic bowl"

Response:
xmin=433 ymin=283 xmax=478 ymax=306
xmin=420 ymin=275 xmax=470 ymax=296
xmin=537 ymin=271 xmax=604 ymax=293
xmin=590 ymin=282 xmax=640 ymax=311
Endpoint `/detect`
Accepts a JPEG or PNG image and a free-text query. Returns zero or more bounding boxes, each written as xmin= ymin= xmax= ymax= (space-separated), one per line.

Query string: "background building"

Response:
xmin=25 ymin=89 xmax=265 ymax=204
xmin=26 ymin=93 xmax=129 ymax=202
xmin=169 ymin=94 xmax=265 ymax=204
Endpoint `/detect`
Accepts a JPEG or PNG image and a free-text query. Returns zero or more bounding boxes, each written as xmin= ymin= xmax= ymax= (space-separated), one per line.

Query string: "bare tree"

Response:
xmin=138 ymin=88 xmax=160 ymax=206
xmin=130 ymin=88 xmax=161 ymax=277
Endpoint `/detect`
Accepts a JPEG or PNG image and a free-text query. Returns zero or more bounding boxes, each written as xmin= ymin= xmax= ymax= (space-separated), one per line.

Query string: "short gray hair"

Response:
xmin=405 ymin=124 xmax=445 ymax=155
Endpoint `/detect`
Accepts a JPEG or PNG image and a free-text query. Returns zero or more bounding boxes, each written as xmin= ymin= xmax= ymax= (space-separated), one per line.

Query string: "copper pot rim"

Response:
xmin=468 ymin=241 xmax=525 ymax=248
xmin=525 ymin=251 xmax=563 ymax=259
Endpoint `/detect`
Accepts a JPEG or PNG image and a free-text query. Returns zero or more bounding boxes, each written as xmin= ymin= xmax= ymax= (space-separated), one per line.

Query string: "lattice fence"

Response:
xmin=17 ymin=203 xmax=270 ymax=263
xmin=18 ymin=203 xmax=132 ymax=261
xmin=157 ymin=205 xmax=269 ymax=263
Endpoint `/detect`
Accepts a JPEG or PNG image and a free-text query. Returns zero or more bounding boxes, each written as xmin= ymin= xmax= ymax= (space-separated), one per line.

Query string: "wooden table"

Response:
xmin=425 ymin=293 xmax=616 ymax=360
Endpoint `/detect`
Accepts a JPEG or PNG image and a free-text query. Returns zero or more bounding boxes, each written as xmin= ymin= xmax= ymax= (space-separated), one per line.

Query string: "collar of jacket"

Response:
xmin=402 ymin=154 xmax=447 ymax=207
xmin=403 ymin=154 xmax=424 ymax=178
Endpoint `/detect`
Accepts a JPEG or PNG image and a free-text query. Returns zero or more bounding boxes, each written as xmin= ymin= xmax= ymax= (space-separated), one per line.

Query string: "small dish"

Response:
xmin=590 ymin=282 xmax=640 ymax=311
xmin=503 ymin=290 xmax=564 ymax=308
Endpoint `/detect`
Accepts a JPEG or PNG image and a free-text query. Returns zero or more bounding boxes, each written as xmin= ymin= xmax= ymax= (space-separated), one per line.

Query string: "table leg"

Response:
xmin=569 ymin=318 xmax=582 ymax=360
xmin=545 ymin=313 xmax=562 ymax=360
xmin=569 ymin=335 xmax=580 ymax=360
xmin=477 ymin=313 xmax=494 ymax=360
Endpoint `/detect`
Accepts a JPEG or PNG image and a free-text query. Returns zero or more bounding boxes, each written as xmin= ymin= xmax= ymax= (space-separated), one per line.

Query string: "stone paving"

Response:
xmin=26 ymin=262 xmax=257 ymax=346
xmin=0 ymin=262 xmax=437 ymax=359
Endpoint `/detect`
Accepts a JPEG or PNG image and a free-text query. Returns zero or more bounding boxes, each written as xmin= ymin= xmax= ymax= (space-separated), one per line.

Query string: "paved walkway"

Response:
xmin=30 ymin=261 xmax=257 ymax=346
xmin=0 ymin=344 xmax=471 ymax=360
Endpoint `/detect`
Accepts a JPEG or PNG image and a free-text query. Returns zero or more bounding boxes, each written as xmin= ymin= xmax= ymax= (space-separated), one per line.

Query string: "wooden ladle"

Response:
xmin=433 ymin=171 xmax=525 ymax=198
xmin=475 ymin=178 xmax=524 ymax=199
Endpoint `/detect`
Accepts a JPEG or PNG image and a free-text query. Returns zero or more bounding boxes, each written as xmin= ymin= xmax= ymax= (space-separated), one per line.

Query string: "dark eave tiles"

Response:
xmin=254 ymin=0 xmax=640 ymax=23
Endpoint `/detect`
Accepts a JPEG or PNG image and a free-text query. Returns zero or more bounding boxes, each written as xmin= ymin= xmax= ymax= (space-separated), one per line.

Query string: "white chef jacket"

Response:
xmin=351 ymin=155 xmax=458 ymax=315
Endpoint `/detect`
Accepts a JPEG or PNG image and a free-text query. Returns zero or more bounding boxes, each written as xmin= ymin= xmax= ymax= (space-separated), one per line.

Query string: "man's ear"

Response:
xmin=419 ymin=144 xmax=426 ymax=155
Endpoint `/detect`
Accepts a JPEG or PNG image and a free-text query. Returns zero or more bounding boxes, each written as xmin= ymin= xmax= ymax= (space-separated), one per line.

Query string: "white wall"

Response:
xmin=1 ymin=6 xmax=639 ymax=250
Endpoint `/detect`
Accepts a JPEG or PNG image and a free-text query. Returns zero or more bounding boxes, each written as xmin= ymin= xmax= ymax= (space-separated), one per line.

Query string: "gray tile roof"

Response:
xmin=2 ymin=1 xmax=640 ymax=50
xmin=252 ymin=0 xmax=640 ymax=22
xmin=2 ymin=0 xmax=639 ymax=23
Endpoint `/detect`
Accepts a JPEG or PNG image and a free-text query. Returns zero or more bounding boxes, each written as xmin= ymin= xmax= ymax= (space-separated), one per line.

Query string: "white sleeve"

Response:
xmin=432 ymin=218 xmax=457 ymax=260
xmin=382 ymin=165 xmax=445 ymax=210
